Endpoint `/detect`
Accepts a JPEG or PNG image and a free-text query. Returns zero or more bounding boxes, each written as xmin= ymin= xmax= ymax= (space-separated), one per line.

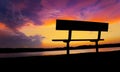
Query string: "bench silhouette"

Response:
xmin=52 ymin=19 xmax=109 ymax=55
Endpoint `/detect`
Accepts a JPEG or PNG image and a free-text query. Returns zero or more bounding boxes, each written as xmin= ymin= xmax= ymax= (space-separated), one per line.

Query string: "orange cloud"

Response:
xmin=0 ymin=23 xmax=16 ymax=36
xmin=0 ymin=23 xmax=8 ymax=29
xmin=43 ymin=15 xmax=79 ymax=26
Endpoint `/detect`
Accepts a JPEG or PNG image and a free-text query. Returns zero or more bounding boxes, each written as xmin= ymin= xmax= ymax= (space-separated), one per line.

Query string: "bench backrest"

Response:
xmin=56 ymin=19 xmax=108 ymax=31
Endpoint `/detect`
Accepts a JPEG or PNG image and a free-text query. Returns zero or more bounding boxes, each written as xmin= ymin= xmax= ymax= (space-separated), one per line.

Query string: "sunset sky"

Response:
xmin=0 ymin=0 xmax=120 ymax=48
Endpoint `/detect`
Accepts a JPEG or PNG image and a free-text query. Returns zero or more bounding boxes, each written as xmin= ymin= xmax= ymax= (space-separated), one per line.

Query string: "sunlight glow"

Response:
xmin=17 ymin=18 xmax=120 ymax=48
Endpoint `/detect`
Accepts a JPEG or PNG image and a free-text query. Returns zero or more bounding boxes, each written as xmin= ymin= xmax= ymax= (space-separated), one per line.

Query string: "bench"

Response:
xmin=52 ymin=19 xmax=109 ymax=55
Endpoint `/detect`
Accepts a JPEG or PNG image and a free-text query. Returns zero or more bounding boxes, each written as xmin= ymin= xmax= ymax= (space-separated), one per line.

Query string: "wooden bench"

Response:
xmin=52 ymin=19 xmax=109 ymax=55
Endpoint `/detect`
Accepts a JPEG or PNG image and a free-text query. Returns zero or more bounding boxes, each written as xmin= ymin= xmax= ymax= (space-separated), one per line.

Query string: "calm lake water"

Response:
xmin=0 ymin=47 xmax=120 ymax=58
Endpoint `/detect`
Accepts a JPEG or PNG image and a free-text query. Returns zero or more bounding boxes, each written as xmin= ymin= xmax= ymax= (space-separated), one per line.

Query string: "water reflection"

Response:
xmin=0 ymin=47 xmax=120 ymax=58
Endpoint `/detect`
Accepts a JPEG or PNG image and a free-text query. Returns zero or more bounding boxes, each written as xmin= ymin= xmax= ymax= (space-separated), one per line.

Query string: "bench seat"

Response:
xmin=52 ymin=39 xmax=104 ymax=42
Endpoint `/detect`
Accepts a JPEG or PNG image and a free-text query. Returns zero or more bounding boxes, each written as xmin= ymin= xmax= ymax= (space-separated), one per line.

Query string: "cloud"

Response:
xmin=1 ymin=0 xmax=120 ymax=27
xmin=0 ymin=0 xmax=42 ymax=29
xmin=0 ymin=23 xmax=44 ymax=48
xmin=40 ymin=0 xmax=120 ymax=23
xmin=0 ymin=0 xmax=120 ymax=48
xmin=0 ymin=0 xmax=45 ymax=48
xmin=0 ymin=30 xmax=44 ymax=48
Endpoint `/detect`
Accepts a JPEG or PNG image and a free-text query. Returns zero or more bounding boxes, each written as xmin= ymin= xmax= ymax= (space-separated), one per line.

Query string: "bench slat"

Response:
xmin=52 ymin=39 xmax=104 ymax=42
xmin=56 ymin=19 xmax=108 ymax=31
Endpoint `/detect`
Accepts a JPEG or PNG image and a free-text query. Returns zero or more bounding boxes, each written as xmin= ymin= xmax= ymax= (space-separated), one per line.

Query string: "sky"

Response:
xmin=0 ymin=0 xmax=120 ymax=48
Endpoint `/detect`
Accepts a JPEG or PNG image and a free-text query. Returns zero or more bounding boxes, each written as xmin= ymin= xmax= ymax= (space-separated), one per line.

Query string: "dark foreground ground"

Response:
xmin=0 ymin=50 xmax=120 ymax=66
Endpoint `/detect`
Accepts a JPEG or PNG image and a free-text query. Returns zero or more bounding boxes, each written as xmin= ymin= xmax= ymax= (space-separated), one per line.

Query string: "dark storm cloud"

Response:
xmin=0 ymin=0 xmax=42 ymax=28
xmin=0 ymin=0 xmax=44 ymax=48
xmin=0 ymin=30 xmax=44 ymax=48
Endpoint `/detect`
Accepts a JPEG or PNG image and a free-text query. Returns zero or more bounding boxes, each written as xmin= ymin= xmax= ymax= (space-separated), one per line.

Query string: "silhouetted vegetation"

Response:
xmin=0 ymin=43 xmax=120 ymax=53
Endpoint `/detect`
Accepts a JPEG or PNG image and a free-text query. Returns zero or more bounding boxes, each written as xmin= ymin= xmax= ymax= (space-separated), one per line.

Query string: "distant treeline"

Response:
xmin=0 ymin=43 xmax=120 ymax=53
xmin=75 ymin=43 xmax=120 ymax=49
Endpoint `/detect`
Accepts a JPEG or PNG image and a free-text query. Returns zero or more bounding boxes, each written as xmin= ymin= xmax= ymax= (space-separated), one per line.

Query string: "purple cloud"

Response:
xmin=0 ymin=30 xmax=44 ymax=48
xmin=0 ymin=0 xmax=42 ymax=29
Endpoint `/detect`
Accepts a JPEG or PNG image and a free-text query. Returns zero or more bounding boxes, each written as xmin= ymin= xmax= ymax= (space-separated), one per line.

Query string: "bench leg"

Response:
xmin=95 ymin=31 xmax=101 ymax=53
xmin=95 ymin=41 xmax=99 ymax=53
xmin=66 ymin=41 xmax=70 ymax=56
xmin=66 ymin=30 xmax=72 ymax=55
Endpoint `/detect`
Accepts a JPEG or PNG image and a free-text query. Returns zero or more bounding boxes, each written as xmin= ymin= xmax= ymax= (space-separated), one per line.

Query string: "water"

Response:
xmin=0 ymin=47 xmax=120 ymax=58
